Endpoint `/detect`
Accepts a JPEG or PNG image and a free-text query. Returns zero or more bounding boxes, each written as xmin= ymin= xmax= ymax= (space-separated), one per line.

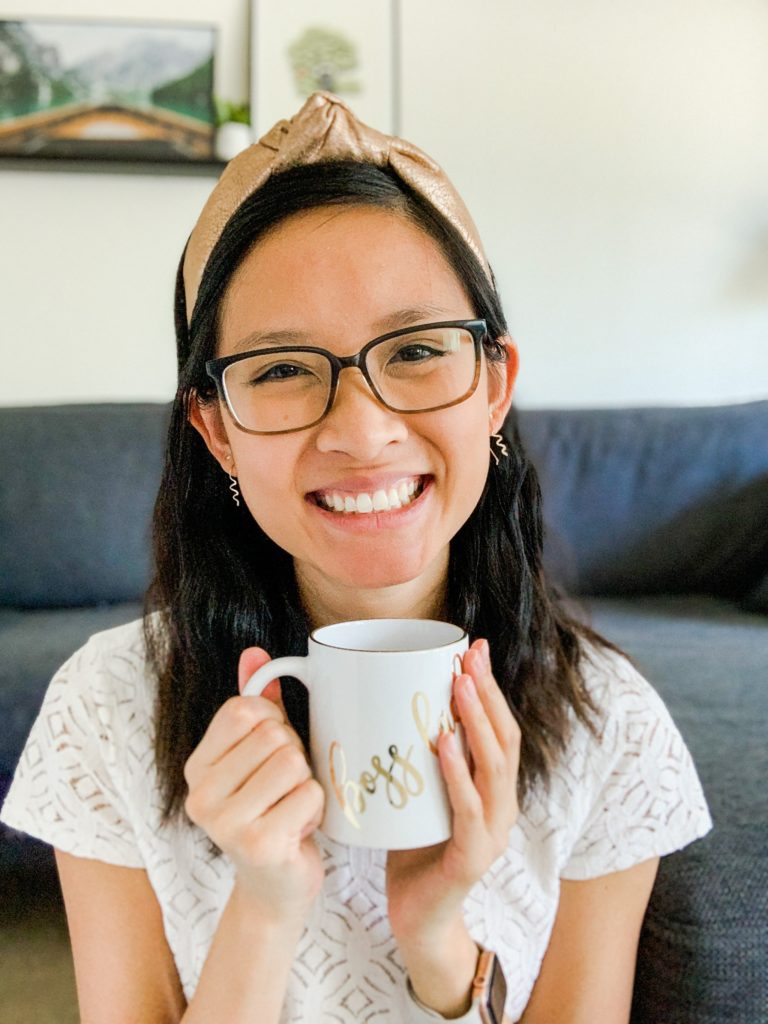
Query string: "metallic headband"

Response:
xmin=182 ymin=91 xmax=492 ymax=325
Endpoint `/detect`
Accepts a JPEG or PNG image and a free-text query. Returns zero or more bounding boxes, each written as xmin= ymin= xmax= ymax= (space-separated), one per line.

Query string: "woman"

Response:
xmin=1 ymin=93 xmax=711 ymax=1023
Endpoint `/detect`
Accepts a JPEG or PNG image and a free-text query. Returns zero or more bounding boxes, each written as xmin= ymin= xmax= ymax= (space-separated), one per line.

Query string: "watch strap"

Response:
xmin=405 ymin=975 xmax=486 ymax=1023
xmin=404 ymin=945 xmax=505 ymax=1024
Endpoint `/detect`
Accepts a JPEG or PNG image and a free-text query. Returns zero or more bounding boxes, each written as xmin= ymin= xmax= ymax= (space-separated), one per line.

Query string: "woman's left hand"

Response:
xmin=386 ymin=638 xmax=521 ymax=941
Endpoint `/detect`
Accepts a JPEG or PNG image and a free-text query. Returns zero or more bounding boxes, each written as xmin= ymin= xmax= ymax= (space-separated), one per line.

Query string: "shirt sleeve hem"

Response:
xmin=559 ymin=812 xmax=713 ymax=882
xmin=0 ymin=806 xmax=145 ymax=870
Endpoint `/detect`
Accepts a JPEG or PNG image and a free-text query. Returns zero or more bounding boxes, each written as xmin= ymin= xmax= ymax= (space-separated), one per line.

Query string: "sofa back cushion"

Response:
xmin=0 ymin=404 xmax=169 ymax=608
xmin=513 ymin=401 xmax=768 ymax=598
xmin=2 ymin=399 xmax=766 ymax=607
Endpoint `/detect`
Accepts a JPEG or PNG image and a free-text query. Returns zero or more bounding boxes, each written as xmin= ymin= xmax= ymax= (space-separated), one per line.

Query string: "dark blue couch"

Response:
xmin=1 ymin=400 xmax=766 ymax=1022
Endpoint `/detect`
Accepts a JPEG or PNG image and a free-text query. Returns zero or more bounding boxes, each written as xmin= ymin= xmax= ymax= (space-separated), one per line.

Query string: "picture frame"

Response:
xmin=0 ymin=17 xmax=217 ymax=164
xmin=251 ymin=0 xmax=399 ymax=139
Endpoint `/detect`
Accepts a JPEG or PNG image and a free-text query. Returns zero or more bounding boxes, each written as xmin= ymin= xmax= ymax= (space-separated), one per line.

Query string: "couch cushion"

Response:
xmin=513 ymin=402 xmax=768 ymax=598
xmin=0 ymin=404 xmax=169 ymax=607
xmin=583 ymin=596 xmax=768 ymax=1023
xmin=743 ymin=573 xmax=768 ymax=614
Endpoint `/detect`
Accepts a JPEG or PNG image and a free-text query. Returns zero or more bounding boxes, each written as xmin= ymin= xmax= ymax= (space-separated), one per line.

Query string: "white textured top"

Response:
xmin=1 ymin=619 xmax=712 ymax=1022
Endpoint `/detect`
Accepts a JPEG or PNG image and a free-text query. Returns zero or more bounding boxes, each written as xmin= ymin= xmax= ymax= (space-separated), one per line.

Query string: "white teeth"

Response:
xmin=316 ymin=477 xmax=424 ymax=514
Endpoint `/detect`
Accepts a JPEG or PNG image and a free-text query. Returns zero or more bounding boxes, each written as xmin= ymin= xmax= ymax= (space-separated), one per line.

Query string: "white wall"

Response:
xmin=2 ymin=0 xmax=767 ymax=408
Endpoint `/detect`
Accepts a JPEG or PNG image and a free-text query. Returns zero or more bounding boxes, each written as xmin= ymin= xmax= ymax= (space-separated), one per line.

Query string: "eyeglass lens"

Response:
xmin=221 ymin=325 xmax=478 ymax=433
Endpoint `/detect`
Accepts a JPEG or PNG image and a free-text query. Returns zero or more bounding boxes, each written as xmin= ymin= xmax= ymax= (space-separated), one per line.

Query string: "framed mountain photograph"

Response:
xmin=0 ymin=17 xmax=216 ymax=164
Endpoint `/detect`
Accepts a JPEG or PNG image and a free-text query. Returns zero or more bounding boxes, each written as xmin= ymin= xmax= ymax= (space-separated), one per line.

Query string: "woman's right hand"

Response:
xmin=183 ymin=647 xmax=325 ymax=927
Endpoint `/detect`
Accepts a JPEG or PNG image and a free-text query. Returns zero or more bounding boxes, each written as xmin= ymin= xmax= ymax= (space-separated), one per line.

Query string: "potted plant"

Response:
xmin=214 ymin=99 xmax=252 ymax=161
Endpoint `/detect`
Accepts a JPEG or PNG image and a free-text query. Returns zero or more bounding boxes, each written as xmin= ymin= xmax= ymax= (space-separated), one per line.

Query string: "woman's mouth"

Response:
xmin=309 ymin=475 xmax=428 ymax=515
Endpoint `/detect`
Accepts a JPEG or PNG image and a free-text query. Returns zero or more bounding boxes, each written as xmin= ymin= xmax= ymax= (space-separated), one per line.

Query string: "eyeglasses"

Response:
xmin=205 ymin=319 xmax=487 ymax=435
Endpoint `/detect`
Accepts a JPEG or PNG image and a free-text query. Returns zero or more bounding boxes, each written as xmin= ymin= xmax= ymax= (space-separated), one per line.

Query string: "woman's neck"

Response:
xmin=295 ymin=552 xmax=449 ymax=630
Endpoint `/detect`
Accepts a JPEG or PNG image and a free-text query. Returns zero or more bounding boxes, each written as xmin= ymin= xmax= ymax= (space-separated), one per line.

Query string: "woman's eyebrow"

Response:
xmin=230 ymin=305 xmax=455 ymax=353
xmin=371 ymin=304 xmax=456 ymax=333
xmin=231 ymin=329 xmax=306 ymax=353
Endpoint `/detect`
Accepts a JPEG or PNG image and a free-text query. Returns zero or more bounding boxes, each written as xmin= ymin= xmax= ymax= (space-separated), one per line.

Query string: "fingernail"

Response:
xmin=466 ymin=648 xmax=482 ymax=674
xmin=461 ymin=675 xmax=478 ymax=702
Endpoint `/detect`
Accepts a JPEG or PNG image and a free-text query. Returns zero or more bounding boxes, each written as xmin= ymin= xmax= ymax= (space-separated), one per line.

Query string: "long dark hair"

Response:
xmin=144 ymin=160 xmax=608 ymax=827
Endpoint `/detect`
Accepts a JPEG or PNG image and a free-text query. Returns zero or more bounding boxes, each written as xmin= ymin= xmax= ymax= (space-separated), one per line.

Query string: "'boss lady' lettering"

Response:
xmin=328 ymin=690 xmax=460 ymax=829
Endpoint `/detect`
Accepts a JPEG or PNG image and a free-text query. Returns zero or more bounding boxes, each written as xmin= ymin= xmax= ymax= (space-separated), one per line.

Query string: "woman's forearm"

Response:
xmin=181 ymin=880 xmax=305 ymax=1024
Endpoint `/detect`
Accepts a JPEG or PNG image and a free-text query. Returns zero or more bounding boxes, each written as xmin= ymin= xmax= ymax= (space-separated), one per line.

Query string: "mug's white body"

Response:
xmin=244 ymin=619 xmax=468 ymax=849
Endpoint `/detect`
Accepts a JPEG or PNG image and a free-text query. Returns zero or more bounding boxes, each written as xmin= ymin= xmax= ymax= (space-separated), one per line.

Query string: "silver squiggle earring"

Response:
xmin=227 ymin=473 xmax=241 ymax=506
xmin=490 ymin=433 xmax=509 ymax=466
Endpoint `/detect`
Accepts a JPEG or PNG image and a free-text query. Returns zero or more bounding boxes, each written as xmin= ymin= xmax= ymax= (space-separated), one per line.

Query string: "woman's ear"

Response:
xmin=187 ymin=391 xmax=234 ymax=473
xmin=487 ymin=335 xmax=519 ymax=434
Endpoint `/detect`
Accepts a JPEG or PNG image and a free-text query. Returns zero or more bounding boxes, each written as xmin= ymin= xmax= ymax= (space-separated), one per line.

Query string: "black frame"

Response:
xmin=205 ymin=319 xmax=487 ymax=435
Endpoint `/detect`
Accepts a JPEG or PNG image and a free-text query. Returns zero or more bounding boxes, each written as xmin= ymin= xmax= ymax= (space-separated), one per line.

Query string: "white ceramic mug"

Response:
xmin=243 ymin=619 xmax=468 ymax=849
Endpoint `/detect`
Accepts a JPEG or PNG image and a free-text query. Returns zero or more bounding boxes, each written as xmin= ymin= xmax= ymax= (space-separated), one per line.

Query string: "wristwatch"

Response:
xmin=405 ymin=945 xmax=508 ymax=1023
xmin=472 ymin=947 xmax=507 ymax=1024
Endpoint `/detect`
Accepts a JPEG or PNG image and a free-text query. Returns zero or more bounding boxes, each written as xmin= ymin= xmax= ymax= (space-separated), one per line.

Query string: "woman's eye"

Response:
xmin=390 ymin=344 xmax=442 ymax=363
xmin=250 ymin=363 xmax=307 ymax=384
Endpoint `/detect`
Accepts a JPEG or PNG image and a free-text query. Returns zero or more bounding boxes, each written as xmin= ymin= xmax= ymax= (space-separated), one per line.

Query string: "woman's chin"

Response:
xmin=326 ymin=558 xmax=427 ymax=592
xmin=296 ymin=545 xmax=440 ymax=599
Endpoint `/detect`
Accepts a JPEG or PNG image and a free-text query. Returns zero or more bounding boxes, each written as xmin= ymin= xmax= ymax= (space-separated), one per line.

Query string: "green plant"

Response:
xmin=214 ymin=98 xmax=251 ymax=127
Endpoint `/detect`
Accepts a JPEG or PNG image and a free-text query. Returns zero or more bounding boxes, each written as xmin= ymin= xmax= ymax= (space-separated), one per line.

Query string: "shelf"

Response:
xmin=0 ymin=156 xmax=226 ymax=176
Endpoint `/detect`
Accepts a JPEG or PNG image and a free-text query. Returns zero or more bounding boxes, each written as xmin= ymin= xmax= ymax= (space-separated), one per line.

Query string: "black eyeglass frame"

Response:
xmin=204 ymin=319 xmax=488 ymax=436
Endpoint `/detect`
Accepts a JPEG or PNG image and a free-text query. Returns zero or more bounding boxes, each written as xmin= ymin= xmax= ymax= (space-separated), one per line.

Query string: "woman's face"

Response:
xmin=191 ymin=205 xmax=516 ymax=602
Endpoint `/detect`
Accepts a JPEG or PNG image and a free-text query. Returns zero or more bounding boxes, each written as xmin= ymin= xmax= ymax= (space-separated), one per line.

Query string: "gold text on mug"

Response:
xmin=411 ymin=691 xmax=459 ymax=757
xmin=328 ymin=741 xmax=425 ymax=829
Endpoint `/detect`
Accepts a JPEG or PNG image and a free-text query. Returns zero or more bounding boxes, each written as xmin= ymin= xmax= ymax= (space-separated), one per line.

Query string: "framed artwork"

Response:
xmin=0 ymin=17 xmax=217 ymax=163
xmin=251 ymin=0 xmax=399 ymax=138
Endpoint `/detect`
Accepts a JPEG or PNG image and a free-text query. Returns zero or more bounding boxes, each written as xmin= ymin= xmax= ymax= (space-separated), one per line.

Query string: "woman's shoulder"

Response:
xmin=550 ymin=636 xmax=712 ymax=878
xmin=0 ymin=615 xmax=163 ymax=862
xmin=49 ymin=614 xmax=160 ymax=723
xmin=577 ymin=637 xmax=671 ymax=727
xmin=563 ymin=636 xmax=685 ymax=776
xmin=63 ymin=614 xmax=156 ymax=676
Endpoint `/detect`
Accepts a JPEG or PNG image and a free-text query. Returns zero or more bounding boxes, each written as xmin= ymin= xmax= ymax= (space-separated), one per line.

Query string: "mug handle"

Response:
xmin=243 ymin=656 xmax=311 ymax=697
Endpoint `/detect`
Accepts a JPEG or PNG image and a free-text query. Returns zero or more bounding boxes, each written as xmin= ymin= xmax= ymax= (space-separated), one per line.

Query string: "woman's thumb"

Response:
xmin=238 ymin=647 xmax=287 ymax=717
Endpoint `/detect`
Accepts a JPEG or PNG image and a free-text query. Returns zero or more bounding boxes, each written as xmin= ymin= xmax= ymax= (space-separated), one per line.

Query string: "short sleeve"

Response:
xmin=560 ymin=649 xmax=712 ymax=881
xmin=0 ymin=628 xmax=147 ymax=868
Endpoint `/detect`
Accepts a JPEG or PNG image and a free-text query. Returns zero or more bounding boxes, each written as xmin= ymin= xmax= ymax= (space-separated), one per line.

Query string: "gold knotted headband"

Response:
xmin=183 ymin=91 xmax=492 ymax=325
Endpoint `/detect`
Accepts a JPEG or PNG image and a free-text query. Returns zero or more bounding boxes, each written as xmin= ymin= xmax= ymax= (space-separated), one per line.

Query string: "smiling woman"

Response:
xmin=0 ymin=92 xmax=711 ymax=1024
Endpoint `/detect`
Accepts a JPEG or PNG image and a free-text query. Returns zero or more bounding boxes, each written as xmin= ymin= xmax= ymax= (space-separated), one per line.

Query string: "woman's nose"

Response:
xmin=313 ymin=368 xmax=409 ymax=458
